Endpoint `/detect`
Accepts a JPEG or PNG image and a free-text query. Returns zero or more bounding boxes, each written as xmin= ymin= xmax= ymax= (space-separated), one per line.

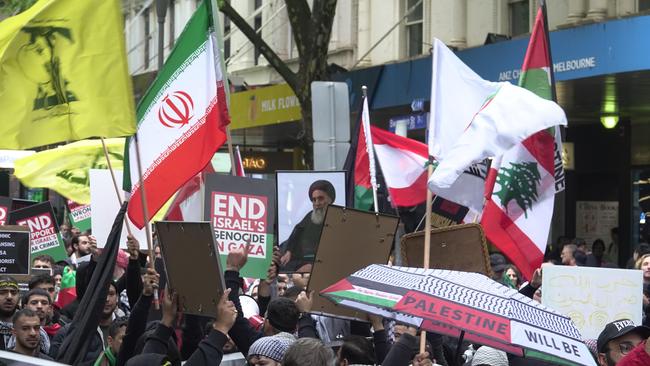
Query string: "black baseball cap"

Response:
xmin=596 ymin=319 xmax=650 ymax=352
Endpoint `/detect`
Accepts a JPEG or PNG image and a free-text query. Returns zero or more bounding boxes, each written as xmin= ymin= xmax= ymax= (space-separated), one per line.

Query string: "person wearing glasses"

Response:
xmin=597 ymin=319 xmax=650 ymax=365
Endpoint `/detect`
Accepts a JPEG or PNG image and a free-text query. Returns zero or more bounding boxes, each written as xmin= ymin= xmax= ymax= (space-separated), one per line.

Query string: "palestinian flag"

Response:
xmin=371 ymin=126 xmax=428 ymax=207
xmin=343 ymin=95 xmax=373 ymax=210
xmin=123 ymin=0 xmax=230 ymax=228
xmin=54 ymin=266 xmax=76 ymax=309
xmin=481 ymin=3 xmax=562 ymax=280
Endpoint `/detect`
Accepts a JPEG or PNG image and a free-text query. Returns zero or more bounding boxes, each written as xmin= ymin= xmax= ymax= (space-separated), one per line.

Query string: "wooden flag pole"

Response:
xmin=226 ymin=126 xmax=236 ymax=175
xmin=133 ymin=134 xmax=160 ymax=309
xmin=420 ymin=160 xmax=434 ymax=353
xmin=100 ymin=138 xmax=133 ymax=237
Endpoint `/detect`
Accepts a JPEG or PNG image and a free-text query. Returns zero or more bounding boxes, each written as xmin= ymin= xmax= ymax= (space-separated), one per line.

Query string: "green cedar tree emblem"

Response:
xmin=494 ymin=162 xmax=541 ymax=218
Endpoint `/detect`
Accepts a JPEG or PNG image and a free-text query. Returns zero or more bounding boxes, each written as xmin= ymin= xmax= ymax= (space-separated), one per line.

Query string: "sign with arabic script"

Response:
xmin=542 ymin=266 xmax=642 ymax=340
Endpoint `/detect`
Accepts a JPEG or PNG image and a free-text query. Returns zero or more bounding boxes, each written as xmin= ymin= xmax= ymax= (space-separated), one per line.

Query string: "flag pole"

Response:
xmin=133 ymin=133 xmax=159 ymax=309
xmin=420 ymin=158 xmax=434 ymax=353
xmin=100 ymin=138 xmax=133 ymax=237
xmin=361 ymin=86 xmax=379 ymax=214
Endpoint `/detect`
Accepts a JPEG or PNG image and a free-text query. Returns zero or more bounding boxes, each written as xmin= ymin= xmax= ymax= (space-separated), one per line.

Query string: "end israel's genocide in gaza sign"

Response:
xmin=204 ymin=174 xmax=276 ymax=279
xmin=8 ymin=202 xmax=68 ymax=262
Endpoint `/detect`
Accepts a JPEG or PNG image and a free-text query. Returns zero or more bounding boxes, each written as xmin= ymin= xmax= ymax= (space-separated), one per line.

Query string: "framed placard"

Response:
xmin=308 ymin=205 xmax=398 ymax=321
xmin=155 ymin=221 xmax=225 ymax=318
xmin=0 ymin=225 xmax=30 ymax=275
xmin=399 ymin=224 xmax=491 ymax=276
xmin=276 ymin=171 xmax=346 ymax=273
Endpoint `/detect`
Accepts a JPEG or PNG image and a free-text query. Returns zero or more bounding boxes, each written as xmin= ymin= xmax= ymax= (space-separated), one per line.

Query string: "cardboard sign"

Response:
xmin=400 ymin=224 xmax=491 ymax=276
xmin=0 ymin=226 xmax=30 ymax=275
xmin=308 ymin=205 xmax=398 ymax=320
xmin=67 ymin=200 xmax=92 ymax=232
xmin=203 ymin=174 xmax=276 ymax=279
xmin=0 ymin=197 xmax=11 ymax=226
xmin=8 ymin=202 xmax=68 ymax=262
xmin=542 ymin=266 xmax=643 ymax=340
xmin=90 ymin=169 xmax=147 ymax=249
xmin=155 ymin=221 xmax=225 ymax=318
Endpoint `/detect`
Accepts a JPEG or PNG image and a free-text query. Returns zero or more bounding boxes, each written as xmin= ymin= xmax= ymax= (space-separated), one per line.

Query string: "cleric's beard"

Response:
xmin=311 ymin=207 xmax=326 ymax=224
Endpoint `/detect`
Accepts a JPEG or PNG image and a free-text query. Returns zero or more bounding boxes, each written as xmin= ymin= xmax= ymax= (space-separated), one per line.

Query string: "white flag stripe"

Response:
xmin=374 ymin=144 xmax=427 ymax=188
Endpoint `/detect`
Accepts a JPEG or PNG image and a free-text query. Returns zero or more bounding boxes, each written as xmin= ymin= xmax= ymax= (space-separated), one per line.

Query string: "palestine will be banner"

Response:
xmin=203 ymin=174 xmax=275 ymax=279
xmin=8 ymin=201 xmax=68 ymax=262
xmin=124 ymin=0 xmax=230 ymax=228
xmin=0 ymin=0 xmax=135 ymax=149
xmin=481 ymin=4 xmax=562 ymax=280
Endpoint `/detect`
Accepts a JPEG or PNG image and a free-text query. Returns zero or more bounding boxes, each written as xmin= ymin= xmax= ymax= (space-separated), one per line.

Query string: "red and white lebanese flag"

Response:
xmin=481 ymin=5 xmax=560 ymax=280
xmin=124 ymin=2 xmax=229 ymax=227
xmin=370 ymin=126 xmax=428 ymax=207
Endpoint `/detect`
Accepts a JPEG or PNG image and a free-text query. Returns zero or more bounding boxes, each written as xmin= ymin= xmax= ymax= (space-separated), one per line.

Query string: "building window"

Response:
xmin=405 ymin=0 xmax=423 ymax=57
xmin=254 ymin=0 xmax=262 ymax=65
xmin=509 ymin=0 xmax=530 ymax=36
xmin=144 ymin=7 xmax=150 ymax=69
xmin=640 ymin=0 xmax=650 ymax=12
xmin=169 ymin=0 xmax=175 ymax=49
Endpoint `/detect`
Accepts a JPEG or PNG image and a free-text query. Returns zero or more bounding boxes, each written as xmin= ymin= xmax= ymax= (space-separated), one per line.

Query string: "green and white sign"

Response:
xmin=204 ymin=174 xmax=275 ymax=279
xmin=67 ymin=200 xmax=91 ymax=232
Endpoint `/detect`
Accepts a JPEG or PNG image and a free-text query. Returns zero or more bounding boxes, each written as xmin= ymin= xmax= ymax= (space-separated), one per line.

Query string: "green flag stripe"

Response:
xmin=135 ymin=1 xmax=210 ymax=122
xmin=354 ymin=185 xmax=373 ymax=210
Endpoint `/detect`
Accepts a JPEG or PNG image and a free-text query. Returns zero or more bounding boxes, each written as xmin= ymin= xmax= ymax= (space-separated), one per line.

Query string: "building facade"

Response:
xmin=123 ymin=0 xmax=650 ymax=265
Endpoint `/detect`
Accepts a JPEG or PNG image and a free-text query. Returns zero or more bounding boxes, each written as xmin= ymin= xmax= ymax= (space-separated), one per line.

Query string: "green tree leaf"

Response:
xmin=494 ymin=162 xmax=541 ymax=218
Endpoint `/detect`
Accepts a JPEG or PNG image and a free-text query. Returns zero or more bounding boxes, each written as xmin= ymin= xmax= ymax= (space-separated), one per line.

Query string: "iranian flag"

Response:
xmin=124 ymin=0 xmax=229 ymax=227
xmin=481 ymin=4 xmax=562 ymax=280
xmin=371 ymin=126 xmax=428 ymax=207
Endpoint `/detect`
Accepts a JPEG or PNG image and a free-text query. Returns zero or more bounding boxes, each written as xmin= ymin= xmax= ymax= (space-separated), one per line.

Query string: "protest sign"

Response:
xmin=8 ymin=202 xmax=68 ymax=262
xmin=400 ymin=224 xmax=491 ymax=275
xmin=542 ymin=265 xmax=643 ymax=340
xmin=308 ymin=205 xmax=398 ymax=320
xmin=0 ymin=197 xmax=11 ymax=225
xmin=155 ymin=221 xmax=225 ymax=318
xmin=203 ymin=174 xmax=275 ymax=279
xmin=90 ymin=169 xmax=147 ymax=249
xmin=0 ymin=226 xmax=30 ymax=275
xmin=276 ymin=171 xmax=345 ymax=272
xmin=67 ymin=200 xmax=92 ymax=232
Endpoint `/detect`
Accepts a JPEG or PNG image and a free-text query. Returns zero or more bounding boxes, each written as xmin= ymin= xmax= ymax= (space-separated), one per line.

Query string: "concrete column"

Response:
xmin=448 ymin=0 xmax=467 ymax=48
xmin=566 ymin=0 xmax=586 ymax=23
xmin=616 ymin=0 xmax=636 ymax=16
xmin=356 ymin=0 xmax=372 ymax=66
xmin=586 ymin=0 xmax=608 ymax=21
xmin=230 ymin=0 xmax=254 ymax=70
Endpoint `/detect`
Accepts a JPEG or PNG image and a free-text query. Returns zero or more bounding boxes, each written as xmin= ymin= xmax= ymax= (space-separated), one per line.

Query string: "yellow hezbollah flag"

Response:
xmin=13 ymin=138 xmax=125 ymax=204
xmin=0 ymin=0 xmax=136 ymax=149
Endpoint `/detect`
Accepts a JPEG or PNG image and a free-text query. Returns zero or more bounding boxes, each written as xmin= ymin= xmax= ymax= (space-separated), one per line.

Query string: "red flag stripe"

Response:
xmin=521 ymin=7 xmax=551 ymax=71
xmin=481 ymin=200 xmax=544 ymax=280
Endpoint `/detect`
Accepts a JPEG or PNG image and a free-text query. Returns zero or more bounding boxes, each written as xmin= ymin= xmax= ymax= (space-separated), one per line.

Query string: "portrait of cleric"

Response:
xmin=279 ymin=179 xmax=336 ymax=272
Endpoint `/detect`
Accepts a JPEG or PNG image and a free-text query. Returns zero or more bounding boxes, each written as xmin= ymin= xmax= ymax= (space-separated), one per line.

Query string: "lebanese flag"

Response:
xmin=124 ymin=2 xmax=230 ymax=227
xmin=370 ymin=126 xmax=427 ymax=207
xmin=481 ymin=4 xmax=560 ymax=280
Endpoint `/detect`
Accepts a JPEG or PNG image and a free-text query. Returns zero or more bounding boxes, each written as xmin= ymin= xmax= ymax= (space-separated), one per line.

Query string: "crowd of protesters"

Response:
xmin=0 ymin=221 xmax=648 ymax=366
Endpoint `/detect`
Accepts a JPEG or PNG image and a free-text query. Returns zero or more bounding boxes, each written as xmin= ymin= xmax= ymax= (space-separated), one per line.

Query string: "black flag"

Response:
xmin=56 ymin=202 xmax=127 ymax=364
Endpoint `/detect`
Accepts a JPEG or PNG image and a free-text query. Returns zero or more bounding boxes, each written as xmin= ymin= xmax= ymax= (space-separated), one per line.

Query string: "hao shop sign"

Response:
xmin=204 ymin=174 xmax=276 ymax=279
xmin=0 ymin=226 xmax=30 ymax=275
xmin=8 ymin=202 xmax=68 ymax=262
